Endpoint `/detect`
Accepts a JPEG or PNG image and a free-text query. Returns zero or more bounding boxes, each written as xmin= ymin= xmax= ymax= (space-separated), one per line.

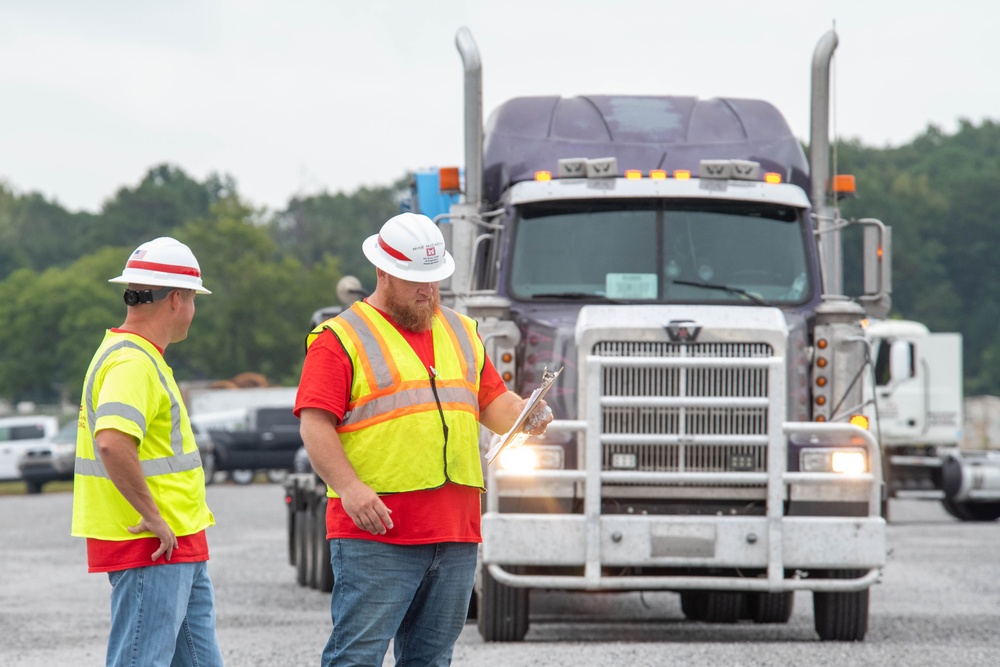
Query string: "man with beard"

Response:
xmin=295 ymin=212 xmax=552 ymax=666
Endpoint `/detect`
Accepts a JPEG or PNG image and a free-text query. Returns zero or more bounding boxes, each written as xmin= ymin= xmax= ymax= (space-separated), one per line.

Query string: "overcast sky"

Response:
xmin=0 ymin=1 xmax=993 ymax=214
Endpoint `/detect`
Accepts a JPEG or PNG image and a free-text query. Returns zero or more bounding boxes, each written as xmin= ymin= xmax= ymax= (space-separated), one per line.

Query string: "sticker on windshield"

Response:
xmin=606 ymin=273 xmax=657 ymax=299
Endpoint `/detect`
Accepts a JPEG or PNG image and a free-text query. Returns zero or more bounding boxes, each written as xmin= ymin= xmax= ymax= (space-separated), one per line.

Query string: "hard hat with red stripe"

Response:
xmin=109 ymin=237 xmax=212 ymax=294
xmin=362 ymin=213 xmax=455 ymax=282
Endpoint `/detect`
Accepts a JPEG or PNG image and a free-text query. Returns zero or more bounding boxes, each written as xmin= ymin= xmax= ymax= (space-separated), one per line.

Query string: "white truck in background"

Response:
xmin=866 ymin=320 xmax=1000 ymax=520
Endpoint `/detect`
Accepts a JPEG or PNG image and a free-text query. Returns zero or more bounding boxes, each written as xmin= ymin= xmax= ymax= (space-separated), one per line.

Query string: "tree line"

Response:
xmin=1 ymin=119 xmax=998 ymax=405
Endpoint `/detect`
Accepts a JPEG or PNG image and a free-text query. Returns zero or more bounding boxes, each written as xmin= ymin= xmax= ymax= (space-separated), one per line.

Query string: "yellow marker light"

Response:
xmin=649 ymin=170 xmax=667 ymax=180
xmin=764 ymin=172 xmax=782 ymax=184
xmin=625 ymin=169 xmax=642 ymax=180
xmin=534 ymin=170 xmax=553 ymax=182
xmin=673 ymin=170 xmax=692 ymax=180
xmin=832 ymin=451 xmax=867 ymax=474
xmin=499 ymin=445 xmax=538 ymax=471
xmin=849 ymin=414 xmax=870 ymax=430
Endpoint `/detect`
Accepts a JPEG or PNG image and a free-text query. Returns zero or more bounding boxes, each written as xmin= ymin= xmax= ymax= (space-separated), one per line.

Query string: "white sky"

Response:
xmin=0 ymin=1 xmax=994 ymax=214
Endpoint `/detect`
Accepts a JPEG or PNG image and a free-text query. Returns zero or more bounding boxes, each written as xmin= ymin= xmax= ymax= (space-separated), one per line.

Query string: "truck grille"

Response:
xmin=594 ymin=341 xmax=772 ymax=475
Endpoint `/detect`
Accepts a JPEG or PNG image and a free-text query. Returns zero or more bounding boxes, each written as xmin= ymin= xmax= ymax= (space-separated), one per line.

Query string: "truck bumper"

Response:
xmin=482 ymin=513 xmax=885 ymax=592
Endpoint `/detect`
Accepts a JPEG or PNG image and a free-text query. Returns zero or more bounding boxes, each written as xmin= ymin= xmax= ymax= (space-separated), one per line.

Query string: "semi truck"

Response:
xmin=288 ymin=28 xmax=891 ymax=641
xmin=865 ymin=321 xmax=1000 ymax=520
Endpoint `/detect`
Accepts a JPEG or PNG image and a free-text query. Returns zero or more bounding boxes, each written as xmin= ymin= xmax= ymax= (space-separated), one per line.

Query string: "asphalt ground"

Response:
xmin=2 ymin=484 xmax=999 ymax=666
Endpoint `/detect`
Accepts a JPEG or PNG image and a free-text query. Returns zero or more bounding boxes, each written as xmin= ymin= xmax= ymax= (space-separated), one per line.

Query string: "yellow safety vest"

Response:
xmin=71 ymin=330 xmax=214 ymax=541
xmin=307 ymin=301 xmax=485 ymax=496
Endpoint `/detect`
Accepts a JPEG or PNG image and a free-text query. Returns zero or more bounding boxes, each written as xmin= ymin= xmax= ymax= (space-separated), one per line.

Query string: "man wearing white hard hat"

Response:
xmin=72 ymin=237 xmax=223 ymax=666
xmin=296 ymin=213 xmax=552 ymax=665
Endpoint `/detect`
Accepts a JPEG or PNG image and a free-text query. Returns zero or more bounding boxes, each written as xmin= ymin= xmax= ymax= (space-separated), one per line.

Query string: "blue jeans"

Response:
xmin=107 ymin=561 xmax=224 ymax=667
xmin=323 ymin=539 xmax=477 ymax=667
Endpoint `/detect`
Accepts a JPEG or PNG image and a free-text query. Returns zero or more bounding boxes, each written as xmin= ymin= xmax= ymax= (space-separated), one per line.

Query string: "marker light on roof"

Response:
xmin=673 ymin=170 xmax=691 ymax=180
xmin=764 ymin=172 xmax=782 ymax=184
xmin=650 ymin=170 xmax=667 ymax=180
xmin=534 ymin=171 xmax=552 ymax=182
xmin=625 ymin=170 xmax=642 ymax=180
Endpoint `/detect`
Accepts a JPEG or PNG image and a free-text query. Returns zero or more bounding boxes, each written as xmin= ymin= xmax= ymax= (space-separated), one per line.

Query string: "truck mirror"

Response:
xmin=861 ymin=221 xmax=892 ymax=318
xmin=889 ymin=340 xmax=914 ymax=383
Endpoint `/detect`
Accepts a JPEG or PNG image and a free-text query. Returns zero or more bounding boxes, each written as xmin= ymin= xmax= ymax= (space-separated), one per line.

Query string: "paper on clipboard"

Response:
xmin=485 ymin=367 xmax=562 ymax=465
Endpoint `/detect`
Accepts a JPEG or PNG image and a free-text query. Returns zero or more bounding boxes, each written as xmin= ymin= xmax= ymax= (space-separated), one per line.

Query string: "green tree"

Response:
xmin=84 ymin=164 xmax=229 ymax=254
xmin=0 ymin=182 xmax=94 ymax=280
xmin=172 ymin=197 xmax=343 ymax=386
xmin=271 ymin=178 xmax=406 ymax=288
xmin=0 ymin=248 xmax=123 ymax=404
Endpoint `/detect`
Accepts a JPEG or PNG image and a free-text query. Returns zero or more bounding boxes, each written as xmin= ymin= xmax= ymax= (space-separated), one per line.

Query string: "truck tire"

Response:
xmin=286 ymin=490 xmax=297 ymax=566
xmin=941 ymin=499 xmax=1000 ymax=522
xmin=746 ymin=591 xmax=794 ymax=624
xmin=294 ymin=509 xmax=310 ymax=587
xmin=24 ymin=479 xmax=44 ymax=495
xmin=477 ymin=565 xmax=528 ymax=642
xmin=306 ymin=501 xmax=320 ymax=589
xmin=230 ymin=469 xmax=256 ymax=485
xmin=314 ymin=498 xmax=334 ymax=593
xmin=812 ymin=570 xmax=869 ymax=641
xmin=202 ymin=453 xmax=216 ymax=485
xmin=700 ymin=591 xmax=744 ymax=623
xmin=266 ymin=469 xmax=288 ymax=484
xmin=679 ymin=591 xmax=706 ymax=620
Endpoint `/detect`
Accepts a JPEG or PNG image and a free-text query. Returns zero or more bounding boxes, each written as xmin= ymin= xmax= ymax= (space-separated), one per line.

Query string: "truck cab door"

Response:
xmin=874 ymin=337 xmax=925 ymax=442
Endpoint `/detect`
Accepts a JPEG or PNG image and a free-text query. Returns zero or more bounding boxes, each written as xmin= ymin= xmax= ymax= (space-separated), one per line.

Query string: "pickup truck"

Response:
xmin=208 ymin=406 xmax=302 ymax=484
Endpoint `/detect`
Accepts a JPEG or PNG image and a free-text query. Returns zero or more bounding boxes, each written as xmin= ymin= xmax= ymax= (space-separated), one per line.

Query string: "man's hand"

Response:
xmin=340 ymin=479 xmax=394 ymax=535
xmin=127 ymin=514 xmax=178 ymax=561
xmin=521 ymin=401 xmax=554 ymax=436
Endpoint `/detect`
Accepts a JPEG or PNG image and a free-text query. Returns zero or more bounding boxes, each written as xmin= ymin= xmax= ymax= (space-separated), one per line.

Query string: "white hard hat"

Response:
xmin=109 ymin=237 xmax=212 ymax=294
xmin=362 ymin=213 xmax=455 ymax=282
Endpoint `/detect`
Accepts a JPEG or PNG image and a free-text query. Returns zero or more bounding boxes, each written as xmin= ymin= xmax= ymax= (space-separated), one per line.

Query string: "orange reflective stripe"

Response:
xmin=343 ymin=383 xmax=478 ymax=429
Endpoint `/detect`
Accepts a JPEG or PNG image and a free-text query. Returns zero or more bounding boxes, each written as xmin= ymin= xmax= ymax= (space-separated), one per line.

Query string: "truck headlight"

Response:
xmin=800 ymin=447 xmax=867 ymax=474
xmin=498 ymin=445 xmax=564 ymax=471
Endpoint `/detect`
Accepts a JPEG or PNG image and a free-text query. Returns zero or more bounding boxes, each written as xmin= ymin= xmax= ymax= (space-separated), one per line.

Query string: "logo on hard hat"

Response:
xmin=427 ymin=246 xmax=437 ymax=257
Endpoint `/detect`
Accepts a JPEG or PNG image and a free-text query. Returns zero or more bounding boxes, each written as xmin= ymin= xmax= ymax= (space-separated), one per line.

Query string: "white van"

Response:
xmin=0 ymin=416 xmax=59 ymax=482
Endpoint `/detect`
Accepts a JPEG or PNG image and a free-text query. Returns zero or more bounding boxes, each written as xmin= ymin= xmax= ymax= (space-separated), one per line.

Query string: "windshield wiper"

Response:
xmin=530 ymin=292 xmax=624 ymax=303
xmin=671 ymin=279 xmax=767 ymax=306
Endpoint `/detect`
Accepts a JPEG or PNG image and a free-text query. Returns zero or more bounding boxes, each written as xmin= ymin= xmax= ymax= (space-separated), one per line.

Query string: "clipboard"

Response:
xmin=485 ymin=367 xmax=562 ymax=465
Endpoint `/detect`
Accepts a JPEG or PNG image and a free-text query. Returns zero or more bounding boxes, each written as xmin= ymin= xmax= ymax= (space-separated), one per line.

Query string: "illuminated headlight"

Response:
xmin=800 ymin=447 xmax=868 ymax=474
xmin=498 ymin=445 xmax=564 ymax=471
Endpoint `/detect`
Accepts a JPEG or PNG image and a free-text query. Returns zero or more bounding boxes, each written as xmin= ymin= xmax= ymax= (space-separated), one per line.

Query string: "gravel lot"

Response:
xmin=2 ymin=484 xmax=999 ymax=666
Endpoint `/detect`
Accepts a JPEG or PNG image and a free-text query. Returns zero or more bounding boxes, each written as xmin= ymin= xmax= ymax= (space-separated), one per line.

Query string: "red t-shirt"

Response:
xmin=85 ymin=329 xmax=210 ymax=573
xmin=294 ymin=304 xmax=508 ymax=545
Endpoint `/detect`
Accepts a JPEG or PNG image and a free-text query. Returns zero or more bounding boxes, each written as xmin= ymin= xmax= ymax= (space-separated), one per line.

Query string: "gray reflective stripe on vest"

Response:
xmin=342 ymin=385 xmax=478 ymax=427
xmin=76 ymin=339 xmax=198 ymax=479
xmin=437 ymin=307 xmax=478 ymax=384
xmin=340 ymin=307 xmax=394 ymax=391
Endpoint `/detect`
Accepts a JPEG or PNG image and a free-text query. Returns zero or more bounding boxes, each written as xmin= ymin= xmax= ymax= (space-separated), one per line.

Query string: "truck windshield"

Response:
xmin=507 ymin=199 xmax=812 ymax=304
